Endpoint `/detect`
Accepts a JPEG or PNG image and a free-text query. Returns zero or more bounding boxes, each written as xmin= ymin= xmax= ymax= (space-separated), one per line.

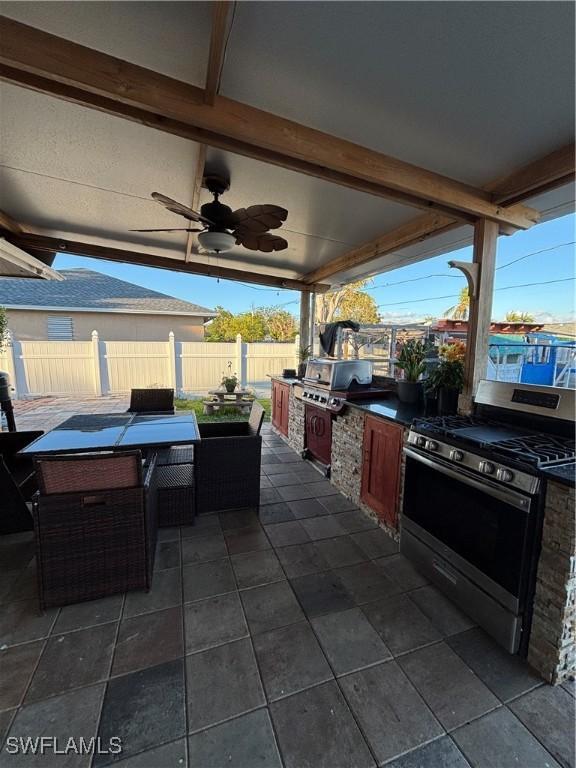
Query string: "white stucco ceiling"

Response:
xmin=0 ymin=1 xmax=574 ymax=287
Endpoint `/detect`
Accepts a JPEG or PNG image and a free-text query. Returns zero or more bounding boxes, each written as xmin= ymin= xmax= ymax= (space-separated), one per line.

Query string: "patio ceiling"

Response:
xmin=0 ymin=1 xmax=574 ymax=291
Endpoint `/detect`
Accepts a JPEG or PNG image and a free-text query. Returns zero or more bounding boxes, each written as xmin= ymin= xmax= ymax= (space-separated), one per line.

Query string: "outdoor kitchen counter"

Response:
xmin=346 ymin=396 xmax=426 ymax=426
xmin=541 ymin=463 xmax=576 ymax=488
xmin=269 ymin=375 xmax=302 ymax=386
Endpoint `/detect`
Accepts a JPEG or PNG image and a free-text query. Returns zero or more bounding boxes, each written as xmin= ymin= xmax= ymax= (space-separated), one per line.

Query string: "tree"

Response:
xmin=443 ymin=287 xmax=470 ymax=320
xmin=260 ymin=307 xmax=298 ymax=341
xmin=505 ymin=310 xmax=535 ymax=323
xmin=205 ymin=305 xmax=297 ymax=342
xmin=315 ymin=280 xmax=379 ymax=325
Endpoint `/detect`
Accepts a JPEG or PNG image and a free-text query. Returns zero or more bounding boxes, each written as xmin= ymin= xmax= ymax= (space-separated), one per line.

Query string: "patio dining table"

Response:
xmin=18 ymin=411 xmax=201 ymax=456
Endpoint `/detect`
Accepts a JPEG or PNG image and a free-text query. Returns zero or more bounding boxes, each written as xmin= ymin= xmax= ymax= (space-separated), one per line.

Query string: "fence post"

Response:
xmin=91 ymin=330 xmax=103 ymax=395
xmin=294 ymin=334 xmax=300 ymax=368
xmin=168 ymin=331 xmax=177 ymax=394
xmin=236 ymin=334 xmax=246 ymax=388
xmin=2 ymin=330 xmax=19 ymax=399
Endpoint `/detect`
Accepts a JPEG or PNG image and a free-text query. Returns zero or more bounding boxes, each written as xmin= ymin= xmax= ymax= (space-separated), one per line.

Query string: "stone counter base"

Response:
xmin=528 ymin=480 xmax=575 ymax=684
xmin=330 ymin=408 xmax=403 ymax=543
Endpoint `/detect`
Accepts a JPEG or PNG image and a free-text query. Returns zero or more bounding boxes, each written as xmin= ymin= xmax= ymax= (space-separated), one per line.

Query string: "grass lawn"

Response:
xmin=175 ymin=397 xmax=271 ymax=423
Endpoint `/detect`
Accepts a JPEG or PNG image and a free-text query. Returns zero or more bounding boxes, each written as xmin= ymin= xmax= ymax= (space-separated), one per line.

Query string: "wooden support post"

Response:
xmin=299 ymin=291 xmax=311 ymax=353
xmin=460 ymin=219 xmax=499 ymax=412
xmin=309 ymin=293 xmax=316 ymax=356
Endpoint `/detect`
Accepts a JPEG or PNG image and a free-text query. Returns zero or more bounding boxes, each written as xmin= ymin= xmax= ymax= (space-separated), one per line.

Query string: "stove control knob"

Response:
xmin=497 ymin=468 xmax=514 ymax=483
xmin=414 ymin=436 xmax=426 ymax=448
xmin=479 ymin=460 xmax=495 ymax=475
xmin=330 ymin=398 xmax=339 ymax=406
xmin=425 ymin=440 xmax=438 ymax=452
xmin=450 ymin=449 xmax=464 ymax=462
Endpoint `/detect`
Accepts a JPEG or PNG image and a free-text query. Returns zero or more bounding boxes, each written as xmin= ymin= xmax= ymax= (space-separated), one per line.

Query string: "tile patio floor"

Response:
xmin=1 ymin=422 xmax=574 ymax=767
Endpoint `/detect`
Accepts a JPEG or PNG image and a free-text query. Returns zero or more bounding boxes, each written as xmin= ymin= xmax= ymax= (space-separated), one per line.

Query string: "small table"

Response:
xmin=204 ymin=390 xmax=254 ymax=415
xmin=19 ymin=412 xmax=201 ymax=456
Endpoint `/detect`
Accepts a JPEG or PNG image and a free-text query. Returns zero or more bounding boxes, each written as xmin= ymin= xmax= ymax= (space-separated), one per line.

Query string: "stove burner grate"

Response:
xmin=413 ymin=414 xmax=489 ymax=433
xmin=491 ymin=434 xmax=576 ymax=467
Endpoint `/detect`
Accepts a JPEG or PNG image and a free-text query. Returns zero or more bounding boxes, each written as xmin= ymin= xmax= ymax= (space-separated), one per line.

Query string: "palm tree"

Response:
xmin=443 ymin=288 xmax=469 ymax=320
xmin=505 ymin=310 xmax=535 ymax=323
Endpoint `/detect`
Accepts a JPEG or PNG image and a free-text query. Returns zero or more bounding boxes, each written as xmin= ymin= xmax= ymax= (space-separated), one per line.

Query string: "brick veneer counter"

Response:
xmin=347 ymin=397 xmax=426 ymax=426
xmin=541 ymin=463 xmax=576 ymax=488
xmin=528 ymin=479 xmax=575 ymax=683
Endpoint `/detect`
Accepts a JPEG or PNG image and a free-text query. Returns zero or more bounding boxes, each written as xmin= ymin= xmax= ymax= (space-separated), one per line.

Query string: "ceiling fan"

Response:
xmin=131 ymin=174 xmax=288 ymax=254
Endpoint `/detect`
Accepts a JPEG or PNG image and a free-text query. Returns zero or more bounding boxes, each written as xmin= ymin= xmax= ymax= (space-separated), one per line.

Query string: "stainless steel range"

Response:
xmin=401 ymin=380 xmax=575 ymax=655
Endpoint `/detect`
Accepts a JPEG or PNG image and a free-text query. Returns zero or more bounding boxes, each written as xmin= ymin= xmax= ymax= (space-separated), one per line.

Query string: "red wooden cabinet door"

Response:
xmin=272 ymin=381 xmax=289 ymax=436
xmin=280 ymin=384 xmax=290 ymax=436
xmin=271 ymin=381 xmax=280 ymax=430
xmin=360 ymin=415 xmax=403 ymax=527
xmin=305 ymin=404 xmax=332 ymax=465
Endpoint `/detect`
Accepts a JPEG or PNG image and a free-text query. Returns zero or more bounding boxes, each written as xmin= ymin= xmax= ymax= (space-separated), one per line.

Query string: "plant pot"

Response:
xmin=297 ymin=362 xmax=307 ymax=379
xmin=224 ymin=383 xmax=236 ymax=393
xmin=438 ymin=386 xmax=460 ymax=415
xmin=397 ymin=380 xmax=423 ymax=404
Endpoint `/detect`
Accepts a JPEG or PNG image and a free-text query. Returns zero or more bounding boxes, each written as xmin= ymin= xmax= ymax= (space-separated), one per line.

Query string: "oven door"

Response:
xmin=402 ymin=448 xmax=537 ymax=613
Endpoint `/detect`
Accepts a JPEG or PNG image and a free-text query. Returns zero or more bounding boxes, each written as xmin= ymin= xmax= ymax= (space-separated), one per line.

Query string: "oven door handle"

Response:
xmin=403 ymin=447 xmax=532 ymax=511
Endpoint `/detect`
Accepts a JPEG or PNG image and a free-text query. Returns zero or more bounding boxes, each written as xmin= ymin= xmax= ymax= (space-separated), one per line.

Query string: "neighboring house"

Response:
xmin=0 ymin=268 xmax=216 ymax=341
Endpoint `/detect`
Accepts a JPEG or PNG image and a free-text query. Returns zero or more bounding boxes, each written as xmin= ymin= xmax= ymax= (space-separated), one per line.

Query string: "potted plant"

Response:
xmin=396 ymin=339 xmax=428 ymax=403
xmin=221 ymin=361 xmax=239 ymax=393
xmin=297 ymin=344 xmax=312 ymax=379
xmin=427 ymin=342 xmax=465 ymax=415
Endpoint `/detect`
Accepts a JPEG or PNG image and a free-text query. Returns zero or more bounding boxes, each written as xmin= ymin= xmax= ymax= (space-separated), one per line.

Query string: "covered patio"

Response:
xmin=2 ymin=420 xmax=572 ymax=768
xmin=0 ymin=2 xmax=574 ymax=767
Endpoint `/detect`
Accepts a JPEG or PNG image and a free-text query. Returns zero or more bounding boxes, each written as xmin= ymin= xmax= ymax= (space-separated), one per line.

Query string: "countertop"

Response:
xmin=346 ymin=396 xmax=426 ymax=427
xmin=541 ymin=462 xmax=576 ymax=489
xmin=269 ymin=375 xmax=302 ymax=386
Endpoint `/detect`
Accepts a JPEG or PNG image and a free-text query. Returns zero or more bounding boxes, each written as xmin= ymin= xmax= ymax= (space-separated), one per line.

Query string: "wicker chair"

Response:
xmin=194 ymin=402 xmax=264 ymax=513
xmin=0 ymin=431 xmax=43 ymax=535
xmin=128 ymin=388 xmax=174 ymax=413
xmin=33 ymin=451 xmax=158 ymax=610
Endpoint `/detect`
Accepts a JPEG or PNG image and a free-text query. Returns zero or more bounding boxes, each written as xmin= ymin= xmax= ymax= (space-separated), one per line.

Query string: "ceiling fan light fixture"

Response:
xmin=198 ymin=230 xmax=236 ymax=253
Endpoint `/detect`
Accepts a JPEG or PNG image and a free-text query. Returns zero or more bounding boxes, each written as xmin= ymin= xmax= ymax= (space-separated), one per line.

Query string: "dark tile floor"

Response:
xmin=1 ymin=424 xmax=574 ymax=768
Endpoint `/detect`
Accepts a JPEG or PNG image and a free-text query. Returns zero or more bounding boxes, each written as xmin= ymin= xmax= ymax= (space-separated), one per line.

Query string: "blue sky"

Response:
xmin=55 ymin=213 xmax=575 ymax=323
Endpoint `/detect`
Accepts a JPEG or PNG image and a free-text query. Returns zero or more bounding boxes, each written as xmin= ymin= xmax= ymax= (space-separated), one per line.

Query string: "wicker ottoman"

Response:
xmin=157 ymin=463 xmax=195 ymax=527
xmin=156 ymin=445 xmax=195 ymax=466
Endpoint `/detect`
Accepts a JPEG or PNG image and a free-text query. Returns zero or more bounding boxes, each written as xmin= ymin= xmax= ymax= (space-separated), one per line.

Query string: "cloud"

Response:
xmin=531 ymin=310 xmax=576 ymax=324
xmin=378 ymin=310 xmax=428 ymax=325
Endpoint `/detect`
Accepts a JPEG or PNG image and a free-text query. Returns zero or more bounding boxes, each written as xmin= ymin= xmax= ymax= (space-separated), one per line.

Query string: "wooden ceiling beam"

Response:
xmin=4 ymin=232 xmax=329 ymax=293
xmin=204 ymin=1 xmax=233 ymax=106
xmin=0 ymin=16 xmax=538 ymax=230
xmin=186 ymin=2 xmax=233 ymax=262
xmin=300 ymin=142 xmax=575 ymax=285
xmin=486 ymin=143 xmax=575 ymax=206
xmin=0 ymin=209 xmax=26 ymax=234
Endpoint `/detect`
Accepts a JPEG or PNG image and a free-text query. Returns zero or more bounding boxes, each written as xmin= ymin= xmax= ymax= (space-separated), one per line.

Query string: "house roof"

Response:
xmin=0 ymin=268 xmax=216 ymax=318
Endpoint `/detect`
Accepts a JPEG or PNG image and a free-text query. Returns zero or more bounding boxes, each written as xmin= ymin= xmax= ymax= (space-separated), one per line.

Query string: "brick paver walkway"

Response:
xmin=12 ymin=395 xmax=129 ymax=433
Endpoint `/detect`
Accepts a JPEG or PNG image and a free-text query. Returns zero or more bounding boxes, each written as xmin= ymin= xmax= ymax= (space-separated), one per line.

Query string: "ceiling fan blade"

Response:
xmin=235 ymin=231 xmax=288 ymax=253
xmin=151 ymin=192 xmax=214 ymax=225
xmin=129 ymin=227 xmax=205 ymax=233
xmin=227 ymin=204 xmax=288 ymax=233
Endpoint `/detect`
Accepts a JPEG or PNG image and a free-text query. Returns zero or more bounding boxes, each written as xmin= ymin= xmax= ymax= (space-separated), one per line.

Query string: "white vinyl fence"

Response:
xmin=0 ymin=331 xmax=299 ymax=398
